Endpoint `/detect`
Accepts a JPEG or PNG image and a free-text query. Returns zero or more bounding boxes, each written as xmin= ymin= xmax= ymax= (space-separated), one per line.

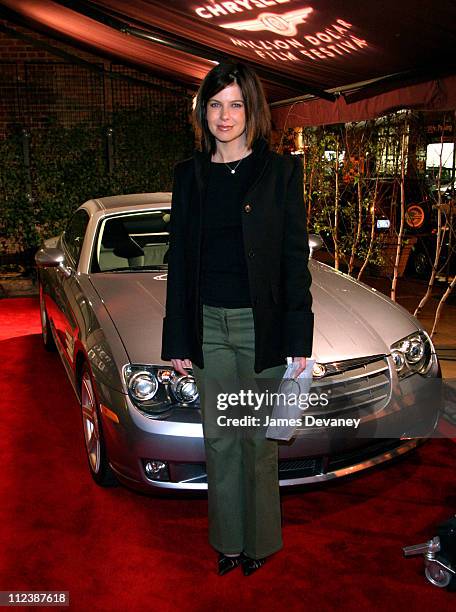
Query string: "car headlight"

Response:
xmin=170 ymin=375 xmax=199 ymax=403
xmin=124 ymin=365 xmax=199 ymax=415
xmin=128 ymin=370 xmax=158 ymax=401
xmin=390 ymin=331 xmax=433 ymax=378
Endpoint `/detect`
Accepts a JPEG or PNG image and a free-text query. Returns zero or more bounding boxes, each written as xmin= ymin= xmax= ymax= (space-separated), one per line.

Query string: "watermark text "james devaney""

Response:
xmin=217 ymin=414 xmax=361 ymax=428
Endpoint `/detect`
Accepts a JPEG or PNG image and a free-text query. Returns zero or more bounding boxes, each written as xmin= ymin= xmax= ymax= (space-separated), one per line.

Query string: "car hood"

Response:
xmin=89 ymin=262 xmax=421 ymax=366
xmin=309 ymin=261 xmax=420 ymax=362
xmin=90 ymin=272 xmax=168 ymax=366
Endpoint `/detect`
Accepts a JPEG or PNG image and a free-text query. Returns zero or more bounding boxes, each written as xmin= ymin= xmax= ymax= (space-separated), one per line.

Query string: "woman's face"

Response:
xmin=206 ymin=83 xmax=247 ymax=147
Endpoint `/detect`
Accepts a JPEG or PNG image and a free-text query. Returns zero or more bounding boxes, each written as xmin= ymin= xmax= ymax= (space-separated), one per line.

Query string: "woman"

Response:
xmin=161 ymin=61 xmax=314 ymax=576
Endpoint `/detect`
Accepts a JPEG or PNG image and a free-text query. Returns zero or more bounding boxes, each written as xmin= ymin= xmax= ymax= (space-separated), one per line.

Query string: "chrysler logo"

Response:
xmin=220 ymin=7 xmax=313 ymax=37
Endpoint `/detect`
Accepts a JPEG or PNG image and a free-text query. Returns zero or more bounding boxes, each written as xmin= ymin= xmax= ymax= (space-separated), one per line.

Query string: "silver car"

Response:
xmin=36 ymin=193 xmax=442 ymax=492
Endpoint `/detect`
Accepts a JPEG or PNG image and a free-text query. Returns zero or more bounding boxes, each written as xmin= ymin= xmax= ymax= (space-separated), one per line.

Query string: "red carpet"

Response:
xmin=0 ymin=298 xmax=455 ymax=611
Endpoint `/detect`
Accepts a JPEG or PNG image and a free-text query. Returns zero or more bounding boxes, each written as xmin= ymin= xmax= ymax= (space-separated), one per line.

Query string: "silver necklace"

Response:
xmin=224 ymin=157 xmax=244 ymax=175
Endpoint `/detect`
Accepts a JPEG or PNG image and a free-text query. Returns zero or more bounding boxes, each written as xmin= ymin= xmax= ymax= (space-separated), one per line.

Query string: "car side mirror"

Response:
xmin=35 ymin=247 xmax=73 ymax=278
xmin=308 ymin=234 xmax=323 ymax=259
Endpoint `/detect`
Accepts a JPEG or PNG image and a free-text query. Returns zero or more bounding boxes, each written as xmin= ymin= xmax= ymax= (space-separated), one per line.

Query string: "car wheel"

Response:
xmin=80 ymin=364 xmax=117 ymax=487
xmin=39 ymin=283 xmax=56 ymax=351
xmin=413 ymin=252 xmax=431 ymax=279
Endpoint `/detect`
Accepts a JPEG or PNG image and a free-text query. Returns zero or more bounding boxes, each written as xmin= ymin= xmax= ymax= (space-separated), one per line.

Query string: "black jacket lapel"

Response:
xmin=246 ymin=138 xmax=272 ymax=197
xmin=193 ymin=149 xmax=211 ymax=207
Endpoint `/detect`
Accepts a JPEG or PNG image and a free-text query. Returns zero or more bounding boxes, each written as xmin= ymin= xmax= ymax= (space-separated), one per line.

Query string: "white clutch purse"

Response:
xmin=265 ymin=358 xmax=315 ymax=441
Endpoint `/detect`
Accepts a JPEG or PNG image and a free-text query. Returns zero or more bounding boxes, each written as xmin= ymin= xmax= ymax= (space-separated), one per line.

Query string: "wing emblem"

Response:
xmin=220 ymin=8 xmax=313 ymax=37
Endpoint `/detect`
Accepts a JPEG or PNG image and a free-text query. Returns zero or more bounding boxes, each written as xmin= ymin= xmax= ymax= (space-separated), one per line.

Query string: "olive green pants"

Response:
xmin=192 ymin=305 xmax=286 ymax=559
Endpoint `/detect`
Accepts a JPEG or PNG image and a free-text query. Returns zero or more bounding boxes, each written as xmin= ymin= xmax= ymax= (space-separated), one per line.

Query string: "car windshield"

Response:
xmin=91 ymin=210 xmax=170 ymax=273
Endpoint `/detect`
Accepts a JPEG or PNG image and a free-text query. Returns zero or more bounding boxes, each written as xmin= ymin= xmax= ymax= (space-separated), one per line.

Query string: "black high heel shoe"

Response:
xmin=241 ymin=555 xmax=266 ymax=576
xmin=218 ymin=553 xmax=241 ymax=576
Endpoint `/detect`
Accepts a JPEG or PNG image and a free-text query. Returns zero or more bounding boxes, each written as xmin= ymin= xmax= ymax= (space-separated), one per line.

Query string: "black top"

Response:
xmin=200 ymin=153 xmax=254 ymax=308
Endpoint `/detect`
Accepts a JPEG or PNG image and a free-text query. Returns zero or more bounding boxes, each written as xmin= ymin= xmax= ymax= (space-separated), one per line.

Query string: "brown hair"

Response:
xmin=193 ymin=61 xmax=271 ymax=154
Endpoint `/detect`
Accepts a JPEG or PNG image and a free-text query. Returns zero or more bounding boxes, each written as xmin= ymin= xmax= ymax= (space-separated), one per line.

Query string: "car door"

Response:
xmin=53 ymin=209 xmax=90 ymax=370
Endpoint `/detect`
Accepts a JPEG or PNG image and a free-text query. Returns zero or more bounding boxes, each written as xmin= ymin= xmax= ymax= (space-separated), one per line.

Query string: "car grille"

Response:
xmin=278 ymin=438 xmax=412 ymax=481
xmin=310 ymin=355 xmax=391 ymax=417
xmin=168 ymin=439 xmax=415 ymax=484
xmin=278 ymin=457 xmax=323 ymax=479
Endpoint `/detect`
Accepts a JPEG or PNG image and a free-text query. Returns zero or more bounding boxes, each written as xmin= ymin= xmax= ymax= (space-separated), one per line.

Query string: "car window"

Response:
xmin=63 ymin=209 xmax=90 ymax=265
xmin=91 ymin=210 xmax=171 ymax=273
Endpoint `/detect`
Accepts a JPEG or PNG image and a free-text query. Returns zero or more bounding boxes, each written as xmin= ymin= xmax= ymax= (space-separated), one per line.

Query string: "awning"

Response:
xmin=271 ymin=75 xmax=456 ymax=127
xmin=1 ymin=0 xmax=456 ymax=123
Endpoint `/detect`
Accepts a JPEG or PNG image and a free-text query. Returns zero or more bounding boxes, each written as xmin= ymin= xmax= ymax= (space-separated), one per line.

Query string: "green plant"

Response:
xmin=109 ymin=106 xmax=193 ymax=194
xmin=291 ymin=124 xmax=386 ymax=274
xmin=0 ymin=106 xmax=193 ymax=256
xmin=31 ymin=120 xmax=109 ymax=242
xmin=0 ymin=132 xmax=38 ymax=252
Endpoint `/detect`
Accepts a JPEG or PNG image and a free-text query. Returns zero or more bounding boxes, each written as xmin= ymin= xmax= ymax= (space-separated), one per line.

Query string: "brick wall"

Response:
xmin=0 ymin=18 xmax=191 ymax=136
xmin=0 ymin=18 xmax=193 ymax=259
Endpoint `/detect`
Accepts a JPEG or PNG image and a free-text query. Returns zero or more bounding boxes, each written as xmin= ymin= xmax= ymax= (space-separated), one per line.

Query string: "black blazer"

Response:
xmin=161 ymin=138 xmax=314 ymax=373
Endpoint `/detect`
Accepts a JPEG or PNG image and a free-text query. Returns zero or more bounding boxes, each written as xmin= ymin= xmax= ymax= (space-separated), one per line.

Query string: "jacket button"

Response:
xmin=244 ymin=203 xmax=252 ymax=213
xmin=248 ymin=249 xmax=255 ymax=258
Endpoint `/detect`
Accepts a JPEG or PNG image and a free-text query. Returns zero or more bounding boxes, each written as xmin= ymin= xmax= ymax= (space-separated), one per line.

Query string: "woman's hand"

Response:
xmin=291 ymin=357 xmax=307 ymax=378
xmin=171 ymin=358 xmax=193 ymax=376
